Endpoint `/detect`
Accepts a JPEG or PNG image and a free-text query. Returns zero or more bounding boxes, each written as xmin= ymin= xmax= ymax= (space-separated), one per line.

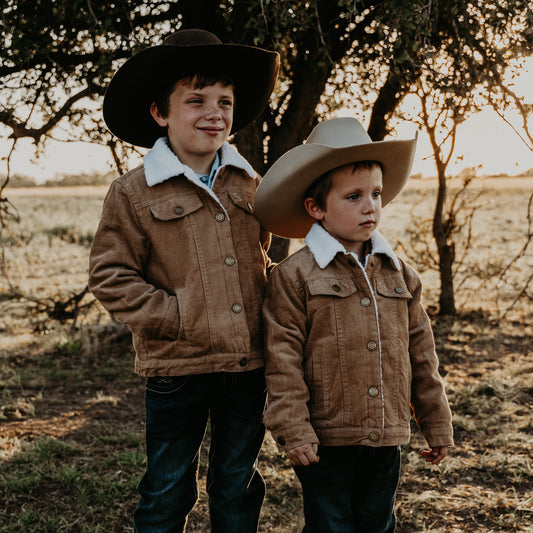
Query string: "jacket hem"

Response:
xmin=134 ymin=353 xmax=265 ymax=377
xmin=316 ymin=428 xmax=411 ymax=447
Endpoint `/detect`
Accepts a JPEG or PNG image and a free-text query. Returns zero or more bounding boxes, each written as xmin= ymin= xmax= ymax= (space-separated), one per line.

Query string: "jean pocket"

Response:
xmin=146 ymin=376 xmax=188 ymax=395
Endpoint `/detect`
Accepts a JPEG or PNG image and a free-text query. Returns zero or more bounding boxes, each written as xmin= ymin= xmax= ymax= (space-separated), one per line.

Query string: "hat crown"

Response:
xmin=104 ymin=28 xmax=279 ymax=147
xmin=163 ymin=29 xmax=222 ymax=47
xmin=306 ymin=117 xmax=372 ymax=149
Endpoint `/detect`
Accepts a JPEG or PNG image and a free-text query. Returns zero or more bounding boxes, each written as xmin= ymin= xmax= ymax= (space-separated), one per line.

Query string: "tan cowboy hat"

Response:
xmin=254 ymin=117 xmax=417 ymax=238
xmin=103 ymin=28 xmax=280 ymax=148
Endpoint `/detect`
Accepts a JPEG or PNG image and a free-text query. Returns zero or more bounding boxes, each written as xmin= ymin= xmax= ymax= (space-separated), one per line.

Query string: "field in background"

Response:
xmin=5 ymin=176 xmax=532 ymax=312
xmin=0 ymin=177 xmax=532 ymax=532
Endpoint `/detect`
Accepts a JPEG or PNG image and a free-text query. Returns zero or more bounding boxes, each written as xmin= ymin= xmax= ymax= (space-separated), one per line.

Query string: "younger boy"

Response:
xmin=89 ymin=29 xmax=279 ymax=532
xmin=254 ymin=117 xmax=453 ymax=532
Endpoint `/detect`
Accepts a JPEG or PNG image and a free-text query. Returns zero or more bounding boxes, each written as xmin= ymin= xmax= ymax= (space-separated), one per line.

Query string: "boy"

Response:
xmin=88 ymin=29 xmax=279 ymax=532
xmin=254 ymin=117 xmax=453 ymax=532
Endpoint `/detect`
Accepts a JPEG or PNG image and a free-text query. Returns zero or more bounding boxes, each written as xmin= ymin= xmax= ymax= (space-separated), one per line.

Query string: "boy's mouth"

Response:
xmin=360 ymin=220 xmax=375 ymax=227
xmin=198 ymin=126 xmax=224 ymax=136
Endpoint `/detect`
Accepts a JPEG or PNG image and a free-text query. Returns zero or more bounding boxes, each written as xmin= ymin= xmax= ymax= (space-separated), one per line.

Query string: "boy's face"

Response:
xmin=305 ymin=164 xmax=383 ymax=255
xmin=150 ymin=79 xmax=234 ymax=173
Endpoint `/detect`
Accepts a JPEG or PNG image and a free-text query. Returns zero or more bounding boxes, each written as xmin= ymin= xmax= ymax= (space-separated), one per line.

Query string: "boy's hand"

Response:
xmin=421 ymin=446 xmax=449 ymax=465
xmin=287 ymin=443 xmax=319 ymax=466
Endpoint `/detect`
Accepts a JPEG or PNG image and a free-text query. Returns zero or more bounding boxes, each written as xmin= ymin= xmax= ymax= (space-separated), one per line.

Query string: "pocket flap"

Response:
xmin=307 ymin=278 xmax=356 ymax=297
xmin=228 ymin=190 xmax=255 ymax=214
xmin=149 ymin=195 xmax=203 ymax=221
xmin=376 ymin=279 xmax=411 ymax=299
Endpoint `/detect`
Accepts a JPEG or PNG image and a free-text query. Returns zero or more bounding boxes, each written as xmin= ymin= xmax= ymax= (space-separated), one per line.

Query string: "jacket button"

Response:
xmin=277 ymin=436 xmax=286 ymax=446
xmin=246 ymin=201 xmax=253 ymax=212
xmin=368 ymin=431 xmax=380 ymax=442
xmin=332 ymin=284 xmax=340 ymax=292
xmin=368 ymin=387 xmax=379 ymax=397
xmin=361 ymin=297 xmax=371 ymax=307
xmin=232 ymin=304 xmax=242 ymax=314
xmin=224 ymin=256 xmax=235 ymax=266
xmin=239 ymin=357 xmax=248 ymax=367
xmin=215 ymin=212 xmax=226 ymax=222
xmin=173 ymin=206 xmax=184 ymax=215
xmin=366 ymin=341 xmax=377 ymax=351
xmin=394 ymin=286 xmax=405 ymax=294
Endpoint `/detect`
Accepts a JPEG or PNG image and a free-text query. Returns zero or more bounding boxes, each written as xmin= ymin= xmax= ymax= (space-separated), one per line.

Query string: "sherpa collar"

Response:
xmin=143 ymin=137 xmax=256 ymax=187
xmin=305 ymin=222 xmax=401 ymax=270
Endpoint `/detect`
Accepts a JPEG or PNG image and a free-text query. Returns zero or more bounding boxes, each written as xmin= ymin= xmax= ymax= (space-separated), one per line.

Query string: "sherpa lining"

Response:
xmin=143 ymin=137 xmax=256 ymax=217
xmin=305 ymin=222 xmax=401 ymax=270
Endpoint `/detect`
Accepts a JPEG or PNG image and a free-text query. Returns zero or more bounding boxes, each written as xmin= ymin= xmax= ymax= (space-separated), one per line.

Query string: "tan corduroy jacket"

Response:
xmin=89 ymin=140 xmax=271 ymax=377
xmin=263 ymin=223 xmax=453 ymax=452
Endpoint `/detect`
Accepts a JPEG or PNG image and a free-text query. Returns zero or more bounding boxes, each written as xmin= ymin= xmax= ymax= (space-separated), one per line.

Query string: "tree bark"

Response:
xmin=433 ymin=164 xmax=456 ymax=315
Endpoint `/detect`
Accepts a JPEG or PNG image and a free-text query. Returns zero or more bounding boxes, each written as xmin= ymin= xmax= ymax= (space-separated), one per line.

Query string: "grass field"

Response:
xmin=1 ymin=178 xmax=532 ymax=532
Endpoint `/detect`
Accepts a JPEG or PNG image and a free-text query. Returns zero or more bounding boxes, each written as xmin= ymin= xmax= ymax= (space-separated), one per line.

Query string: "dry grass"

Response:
xmin=1 ymin=178 xmax=532 ymax=532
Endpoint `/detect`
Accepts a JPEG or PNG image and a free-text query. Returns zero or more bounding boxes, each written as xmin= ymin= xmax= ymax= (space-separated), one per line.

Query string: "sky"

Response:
xmin=2 ymin=59 xmax=532 ymax=183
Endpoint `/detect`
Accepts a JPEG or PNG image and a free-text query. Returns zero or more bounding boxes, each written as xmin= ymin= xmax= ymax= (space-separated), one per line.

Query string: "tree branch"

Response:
xmin=2 ymin=85 xmax=94 ymax=142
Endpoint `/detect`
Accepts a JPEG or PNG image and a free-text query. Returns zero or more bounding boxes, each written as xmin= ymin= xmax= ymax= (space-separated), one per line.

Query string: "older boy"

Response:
xmin=89 ymin=29 xmax=279 ymax=533
xmin=254 ymin=117 xmax=453 ymax=532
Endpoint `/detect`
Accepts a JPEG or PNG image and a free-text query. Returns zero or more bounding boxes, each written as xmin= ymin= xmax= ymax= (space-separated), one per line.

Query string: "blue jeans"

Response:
xmin=133 ymin=370 xmax=267 ymax=533
xmin=294 ymin=445 xmax=400 ymax=533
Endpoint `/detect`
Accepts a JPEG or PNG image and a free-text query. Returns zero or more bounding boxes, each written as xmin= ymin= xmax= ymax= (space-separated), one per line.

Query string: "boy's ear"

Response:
xmin=149 ymin=102 xmax=168 ymax=127
xmin=304 ymin=197 xmax=325 ymax=221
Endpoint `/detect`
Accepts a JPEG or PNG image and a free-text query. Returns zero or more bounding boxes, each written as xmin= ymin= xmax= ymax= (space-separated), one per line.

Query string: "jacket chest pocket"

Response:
xmin=306 ymin=277 xmax=357 ymax=324
xmin=375 ymin=278 xmax=413 ymax=312
xmin=375 ymin=277 xmax=413 ymax=331
xmin=227 ymin=190 xmax=261 ymax=247
xmin=307 ymin=278 xmax=357 ymax=298
xmin=375 ymin=278 xmax=411 ymax=300
xmin=147 ymin=194 xmax=205 ymax=248
xmin=228 ymin=190 xmax=255 ymax=216
xmin=148 ymin=195 xmax=203 ymax=222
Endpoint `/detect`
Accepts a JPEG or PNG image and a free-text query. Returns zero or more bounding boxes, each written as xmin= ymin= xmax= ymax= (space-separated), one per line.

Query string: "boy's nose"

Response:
xmin=205 ymin=105 xmax=222 ymax=120
xmin=362 ymin=198 xmax=376 ymax=213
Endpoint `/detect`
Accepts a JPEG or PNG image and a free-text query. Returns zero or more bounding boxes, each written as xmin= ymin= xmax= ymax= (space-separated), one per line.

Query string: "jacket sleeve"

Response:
xmin=88 ymin=180 xmax=179 ymax=340
xmin=263 ymin=266 xmax=319 ymax=452
xmin=405 ymin=264 xmax=454 ymax=448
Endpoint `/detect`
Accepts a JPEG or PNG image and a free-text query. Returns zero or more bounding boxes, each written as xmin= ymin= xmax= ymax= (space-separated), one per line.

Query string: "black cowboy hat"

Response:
xmin=103 ymin=29 xmax=280 ymax=148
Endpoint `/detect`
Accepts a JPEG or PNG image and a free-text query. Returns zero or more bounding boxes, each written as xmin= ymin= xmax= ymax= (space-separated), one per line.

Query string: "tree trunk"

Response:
xmin=432 ymin=165 xmax=456 ymax=315
xmin=368 ymin=69 xmax=408 ymax=141
xmin=437 ymin=243 xmax=455 ymax=315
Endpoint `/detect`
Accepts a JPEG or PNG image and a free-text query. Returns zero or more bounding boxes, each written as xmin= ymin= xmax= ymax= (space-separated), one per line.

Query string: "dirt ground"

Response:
xmin=1 ymin=179 xmax=532 ymax=532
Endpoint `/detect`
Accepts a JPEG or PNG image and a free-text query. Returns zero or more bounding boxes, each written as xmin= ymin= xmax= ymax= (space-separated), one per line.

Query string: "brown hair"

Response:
xmin=304 ymin=160 xmax=383 ymax=209
xmin=153 ymin=72 xmax=234 ymax=117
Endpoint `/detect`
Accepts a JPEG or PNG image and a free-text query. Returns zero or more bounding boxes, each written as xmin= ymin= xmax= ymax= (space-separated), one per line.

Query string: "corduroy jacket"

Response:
xmin=263 ymin=223 xmax=453 ymax=452
xmin=89 ymin=140 xmax=271 ymax=376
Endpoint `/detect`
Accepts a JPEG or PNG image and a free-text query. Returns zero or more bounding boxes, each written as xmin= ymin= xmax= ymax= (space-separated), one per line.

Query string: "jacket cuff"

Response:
xmin=270 ymin=423 xmax=319 ymax=452
xmin=423 ymin=424 xmax=454 ymax=448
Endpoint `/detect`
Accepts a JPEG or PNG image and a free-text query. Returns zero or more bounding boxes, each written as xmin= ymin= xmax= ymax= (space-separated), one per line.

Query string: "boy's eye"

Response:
xmin=372 ymin=190 xmax=382 ymax=198
xmin=220 ymin=99 xmax=234 ymax=107
xmin=188 ymin=98 xmax=203 ymax=104
xmin=347 ymin=193 xmax=360 ymax=200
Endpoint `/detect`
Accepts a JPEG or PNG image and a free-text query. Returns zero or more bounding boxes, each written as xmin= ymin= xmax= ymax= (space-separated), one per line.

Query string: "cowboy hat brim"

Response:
xmin=103 ymin=43 xmax=279 ymax=148
xmin=254 ymin=135 xmax=417 ymax=239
